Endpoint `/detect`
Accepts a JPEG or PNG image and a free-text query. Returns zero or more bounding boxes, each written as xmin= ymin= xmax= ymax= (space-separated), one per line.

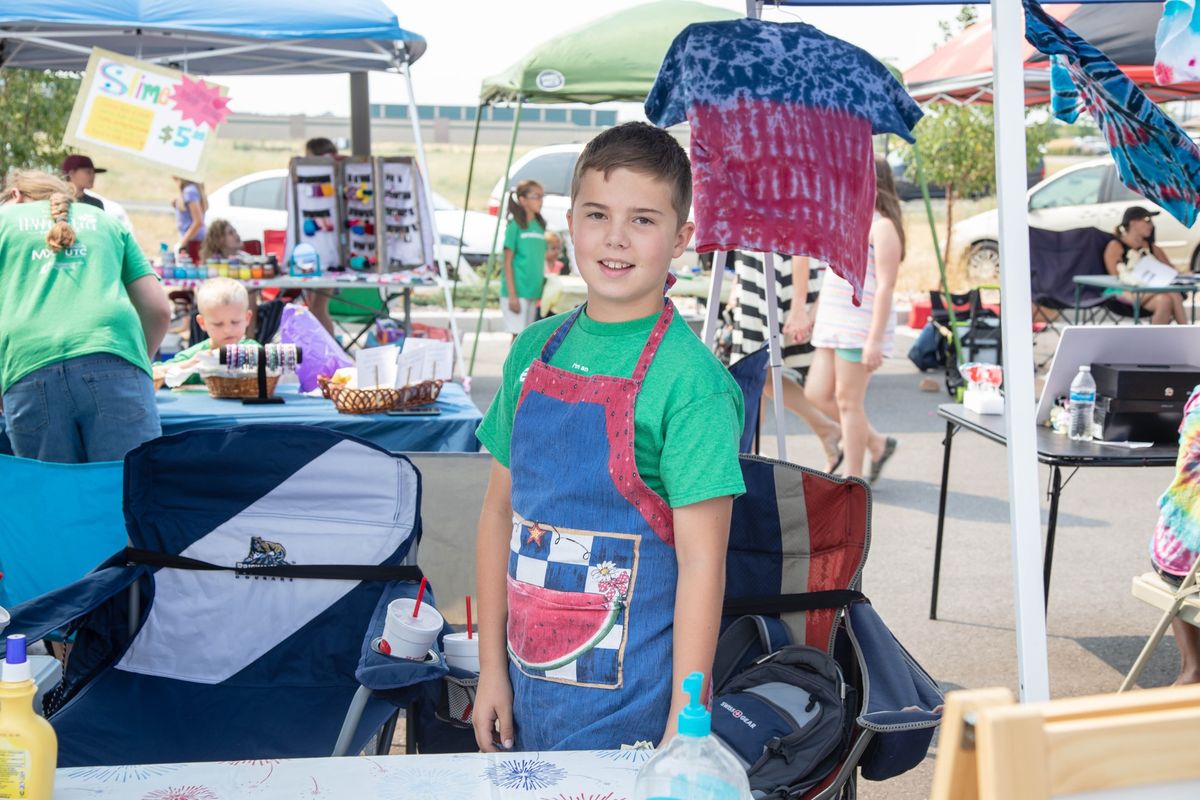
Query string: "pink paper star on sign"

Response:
xmin=171 ymin=74 xmax=231 ymax=129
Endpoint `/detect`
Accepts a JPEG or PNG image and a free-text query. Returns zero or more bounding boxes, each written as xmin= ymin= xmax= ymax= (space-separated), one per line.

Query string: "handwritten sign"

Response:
xmin=63 ymin=48 xmax=230 ymax=180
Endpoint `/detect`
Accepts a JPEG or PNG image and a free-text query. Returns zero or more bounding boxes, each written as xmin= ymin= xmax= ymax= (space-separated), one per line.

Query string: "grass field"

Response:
xmin=105 ymin=138 xmax=1081 ymax=304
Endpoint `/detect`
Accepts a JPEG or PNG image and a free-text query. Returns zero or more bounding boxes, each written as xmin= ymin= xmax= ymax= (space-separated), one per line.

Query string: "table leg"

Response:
xmin=930 ymin=420 xmax=957 ymax=620
xmin=403 ymin=288 xmax=413 ymax=337
xmin=1042 ymin=465 xmax=1062 ymax=612
xmin=1133 ymin=296 xmax=1141 ymax=325
xmin=1074 ymin=283 xmax=1082 ymax=325
xmin=1191 ymin=290 xmax=1196 ymax=325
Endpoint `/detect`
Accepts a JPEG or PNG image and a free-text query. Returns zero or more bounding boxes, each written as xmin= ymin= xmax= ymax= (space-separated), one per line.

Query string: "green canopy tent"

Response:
xmin=461 ymin=0 xmax=740 ymax=373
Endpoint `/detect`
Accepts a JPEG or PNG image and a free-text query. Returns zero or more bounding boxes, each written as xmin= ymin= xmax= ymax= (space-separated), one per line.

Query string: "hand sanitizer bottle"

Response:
xmin=634 ymin=672 xmax=751 ymax=800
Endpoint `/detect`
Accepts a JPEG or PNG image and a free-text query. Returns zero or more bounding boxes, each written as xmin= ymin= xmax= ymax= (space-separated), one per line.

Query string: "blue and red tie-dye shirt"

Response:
xmin=645 ymin=19 xmax=922 ymax=303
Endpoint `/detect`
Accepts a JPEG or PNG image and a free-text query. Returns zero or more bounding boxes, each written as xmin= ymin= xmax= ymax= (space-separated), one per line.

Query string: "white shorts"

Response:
xmin=501 ymin=297 xmax=539 ymax=335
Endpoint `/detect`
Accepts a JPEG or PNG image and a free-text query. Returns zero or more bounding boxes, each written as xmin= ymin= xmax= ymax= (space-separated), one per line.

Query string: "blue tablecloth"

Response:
xmin=0 ymin=383 xmax=482 ymax=455
xmin=157 ymin=382 xmax=482 ymax=452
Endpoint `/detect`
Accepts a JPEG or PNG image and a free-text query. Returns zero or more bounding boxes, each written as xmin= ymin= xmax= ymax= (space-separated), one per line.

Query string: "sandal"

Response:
xmin=826 ymin=448 xmax=844 ymax=474
xmin=868 ymin=437 xmax=898 ymax=485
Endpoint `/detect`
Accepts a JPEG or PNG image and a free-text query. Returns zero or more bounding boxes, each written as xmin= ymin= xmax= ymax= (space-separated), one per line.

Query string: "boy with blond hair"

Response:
xmin=157 ymin=277 xmax=255 ymax=384
xmin=473 ymin=122 xmax=744 ymax=752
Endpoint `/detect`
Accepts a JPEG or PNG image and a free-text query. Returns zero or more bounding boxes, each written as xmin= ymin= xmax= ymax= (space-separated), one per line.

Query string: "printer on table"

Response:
xmin=1092 ymin=363 xmax=1200 ymax=442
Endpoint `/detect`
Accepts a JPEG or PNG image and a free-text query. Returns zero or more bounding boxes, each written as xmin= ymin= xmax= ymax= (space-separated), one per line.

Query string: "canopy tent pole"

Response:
xmin=469 ymin=96 xmax=523 ymax=376
xmin=991 ymin=0 xmax=1050 ymax=703
xmin=452 ymin=104 xmax=486 ymax=305
xmin=700 ymin=251 xmax=727 ymax=347
xmin=349 ymin=72 xmax=371 ymax=156
xmin=762 ymin=252 xmax=789 ymax=461
xmin=400 ymin=50 xmax=468 ymax=386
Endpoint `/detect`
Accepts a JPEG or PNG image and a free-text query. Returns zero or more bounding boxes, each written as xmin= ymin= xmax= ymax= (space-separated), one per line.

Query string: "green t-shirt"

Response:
xmin=501 ymin=218 xmax=546 ymax=299
xmin=0 ymin=201 xmax=155 ymax=392
xmin=477 ymin=305 xmax=746 ymax=508
xmin=165 ymin=337 xmax=257 ymax=385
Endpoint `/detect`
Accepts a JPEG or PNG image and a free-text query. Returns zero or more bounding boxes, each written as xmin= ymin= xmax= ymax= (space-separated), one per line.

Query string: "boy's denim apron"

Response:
xmin=507 ymin=299 xmax=678 ymax=751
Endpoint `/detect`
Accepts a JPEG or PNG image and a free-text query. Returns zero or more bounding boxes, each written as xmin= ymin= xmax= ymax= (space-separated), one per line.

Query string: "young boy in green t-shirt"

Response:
xmin=473 ymin=122 xmax=745 ymax=753
xmin=155 ymin=277 xmax=254 ymax=385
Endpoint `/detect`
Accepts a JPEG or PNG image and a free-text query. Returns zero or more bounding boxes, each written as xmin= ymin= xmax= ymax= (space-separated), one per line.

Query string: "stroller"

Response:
xmin=725 ymin=455 xmax=943 ymax=798
xmin=1 ymin=425 xmax=449 ymax=766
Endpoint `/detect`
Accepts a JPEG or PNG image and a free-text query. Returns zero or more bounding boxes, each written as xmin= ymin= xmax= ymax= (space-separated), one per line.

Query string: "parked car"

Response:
xmin=887 ymin=150 xmax=1046 ymax=202
xmin=487 ymin=143 xmax=583 ymax=234
xmin=206 ymin=168 xmax=498 ymax=270
xmin=488 ymin=143 xmax=707 ymax=272
xmin=949 ymin=157 xmax=1200 ymax=283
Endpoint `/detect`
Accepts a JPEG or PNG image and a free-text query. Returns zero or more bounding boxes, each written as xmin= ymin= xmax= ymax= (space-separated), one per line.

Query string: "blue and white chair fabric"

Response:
xmin=2 ymin=425 xmax=447 ymax=766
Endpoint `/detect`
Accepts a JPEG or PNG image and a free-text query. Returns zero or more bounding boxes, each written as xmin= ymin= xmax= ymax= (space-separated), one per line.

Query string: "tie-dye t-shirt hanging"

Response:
xmin=1025 ymin=0 xmax=1200 ymax=227
xmin=645 ymin=19 xmax=922 ymax=304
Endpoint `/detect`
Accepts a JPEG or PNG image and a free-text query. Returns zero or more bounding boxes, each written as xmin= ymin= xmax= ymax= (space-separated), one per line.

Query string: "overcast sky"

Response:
xmin=218 ymin=1 xmax=983 ymax=115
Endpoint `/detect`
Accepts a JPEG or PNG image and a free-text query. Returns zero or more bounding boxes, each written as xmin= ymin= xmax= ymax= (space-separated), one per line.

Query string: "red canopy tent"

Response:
xmin=904 ymin=2 xmax=1200 ymax=104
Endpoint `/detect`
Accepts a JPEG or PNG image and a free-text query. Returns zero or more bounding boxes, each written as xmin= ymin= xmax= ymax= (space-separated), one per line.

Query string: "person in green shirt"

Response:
xmin=0 ymin=170 xmax=171 ymax=463
xmin=500 ymin=180 xmax=547 ymax=337
xmin=155 ymin=277 xmax=255 ymax=386
xmin=473 ymin=122 xmax=745 ymax=752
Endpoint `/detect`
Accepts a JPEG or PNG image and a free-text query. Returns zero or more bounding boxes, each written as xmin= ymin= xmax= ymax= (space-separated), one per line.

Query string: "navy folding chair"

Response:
xmin=3 ymin=426 xmax=447 ymax=765
xmin=728 ymin=345 xmax=771 ymax=454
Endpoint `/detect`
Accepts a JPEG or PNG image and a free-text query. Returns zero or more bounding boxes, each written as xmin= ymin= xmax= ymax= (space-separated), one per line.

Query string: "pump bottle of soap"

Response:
xmin=634 ymin=672 xmax=751 ymax=800
xmin=0 ymin=635 xmax=57 ymax=800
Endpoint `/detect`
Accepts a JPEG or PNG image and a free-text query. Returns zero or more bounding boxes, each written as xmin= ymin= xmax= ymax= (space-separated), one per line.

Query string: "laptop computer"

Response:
xmin=1035 ymin=325 xmax=1200 ymax=425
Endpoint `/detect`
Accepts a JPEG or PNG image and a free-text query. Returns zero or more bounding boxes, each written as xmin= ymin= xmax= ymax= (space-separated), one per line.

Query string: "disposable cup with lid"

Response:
xmin=442 ymin=632 xmax=480 ymax=673
xmin=380 ymin=597 xmax=443 ymax=660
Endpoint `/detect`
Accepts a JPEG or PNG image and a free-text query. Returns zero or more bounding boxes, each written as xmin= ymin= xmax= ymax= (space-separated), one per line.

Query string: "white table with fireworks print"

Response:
xmin=53 ymin=750 xmax=649 ymax=798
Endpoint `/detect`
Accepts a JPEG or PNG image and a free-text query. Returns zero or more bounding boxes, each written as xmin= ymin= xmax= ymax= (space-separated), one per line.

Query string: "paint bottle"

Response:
xmin=0 ymin=635 xmax=57 ymax=800
xmin=634 ymin=673 xmax=750 ymax=800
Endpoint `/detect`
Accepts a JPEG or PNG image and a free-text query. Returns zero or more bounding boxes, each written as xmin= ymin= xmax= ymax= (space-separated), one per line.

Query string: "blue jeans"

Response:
xmin=2 ymin=353 xmax=161 ymax=463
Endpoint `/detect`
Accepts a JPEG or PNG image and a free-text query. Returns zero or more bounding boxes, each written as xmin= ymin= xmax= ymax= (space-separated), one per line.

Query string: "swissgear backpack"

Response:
xmin=709 ymin=615 xmax=856 ymax=798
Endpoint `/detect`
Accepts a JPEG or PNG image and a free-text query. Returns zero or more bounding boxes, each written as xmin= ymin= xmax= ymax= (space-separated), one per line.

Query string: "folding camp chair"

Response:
xmin=329 ymin=287 xmax=392 ymax=350
xmin=0 ymin=455 xmax=126 ymax=610
xmin=1119 ymin=557 xmax=1200 ymax=691
xmin=724 ymin=456 xmax=943 ymax=798
xmin=728 ymin=345 xmax=770 ymax=453
xmin=1 ymin=425 xmax=448 ymax=766
xmin=1028 ymin=226 xmax=1125 ymax=330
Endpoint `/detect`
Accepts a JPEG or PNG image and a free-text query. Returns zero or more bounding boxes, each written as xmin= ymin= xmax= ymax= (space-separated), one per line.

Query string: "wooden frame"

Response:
xmin=933 ymin=685 xmax=1200 ymax=799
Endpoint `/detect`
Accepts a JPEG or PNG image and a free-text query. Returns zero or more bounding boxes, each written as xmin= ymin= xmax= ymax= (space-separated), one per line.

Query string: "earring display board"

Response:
xmin=341 ymin=156 xmax=377 ymax=272
xmin=286 ymin=156 xmax=436 ymax=282
xmin=378 ymin=156 xmax=436 ymax=282
xmin=287 ymin=157 xmax=342 ymax=271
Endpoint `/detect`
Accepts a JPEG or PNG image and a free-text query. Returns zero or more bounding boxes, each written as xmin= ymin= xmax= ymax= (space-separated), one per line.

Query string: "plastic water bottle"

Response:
xmin=1068 ymin=365 xmax=1096 ymax=442
xmin=634 ymin=673 xmax=751 ymax=800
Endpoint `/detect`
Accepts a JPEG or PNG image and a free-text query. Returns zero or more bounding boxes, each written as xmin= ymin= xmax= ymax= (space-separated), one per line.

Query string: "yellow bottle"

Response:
xmin=0 ymin=635 xmax=56 ymax=800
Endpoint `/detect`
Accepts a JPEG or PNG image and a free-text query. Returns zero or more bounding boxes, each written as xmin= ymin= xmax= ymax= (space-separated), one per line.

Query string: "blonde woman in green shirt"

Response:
xmin=0 ymin=170 xmax=171 ymax=462
xmin=500 ymin=180 xmax=547 ymax=338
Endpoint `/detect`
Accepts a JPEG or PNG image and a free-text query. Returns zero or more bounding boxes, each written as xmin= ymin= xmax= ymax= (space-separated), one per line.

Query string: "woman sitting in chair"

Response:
xmin=1104 ymin=206 xmax=1187 ymax=325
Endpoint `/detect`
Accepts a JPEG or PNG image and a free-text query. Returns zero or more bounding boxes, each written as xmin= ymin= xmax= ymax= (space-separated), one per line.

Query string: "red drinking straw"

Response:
xmin=466 ymin=596 xmax=473 ymax=640
xmin=412 ymin=577 xmax=428 ymax=618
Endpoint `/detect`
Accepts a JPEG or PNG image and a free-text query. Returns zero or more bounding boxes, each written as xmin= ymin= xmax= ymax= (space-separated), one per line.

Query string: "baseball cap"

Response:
xmin=61 ymin=154 xmax=107 ymax=174
xmin=1120 ymin=206 xmax=1160 ymax=226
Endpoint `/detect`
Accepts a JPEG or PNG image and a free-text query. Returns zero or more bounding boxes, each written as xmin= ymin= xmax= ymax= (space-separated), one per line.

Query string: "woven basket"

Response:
xmin=317 ymin=376 xmax=443 ymax=414
xmin=204 ymin=374 xmax=281 ymax=399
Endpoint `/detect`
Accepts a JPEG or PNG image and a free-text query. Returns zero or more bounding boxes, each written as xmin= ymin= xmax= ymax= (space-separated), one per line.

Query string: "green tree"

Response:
xmin=0 ymin=69 xmax=81 ymax=175
xmin=938 ymin=4 xmax=979 ymax=42
xmin=901 ymin=105 xmax=1054 ymax=267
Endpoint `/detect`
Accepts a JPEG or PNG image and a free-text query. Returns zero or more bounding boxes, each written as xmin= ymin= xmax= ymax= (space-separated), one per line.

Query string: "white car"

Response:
xmin=206 ymin=169 xmax=499 ymax=271
xmin=487 ymin=143 xmax=703 ymax=273
xmin=487 ymin=144 xmax=583 ymax=234
xmin=951 ymin=157 xmax=1200 ymax=282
